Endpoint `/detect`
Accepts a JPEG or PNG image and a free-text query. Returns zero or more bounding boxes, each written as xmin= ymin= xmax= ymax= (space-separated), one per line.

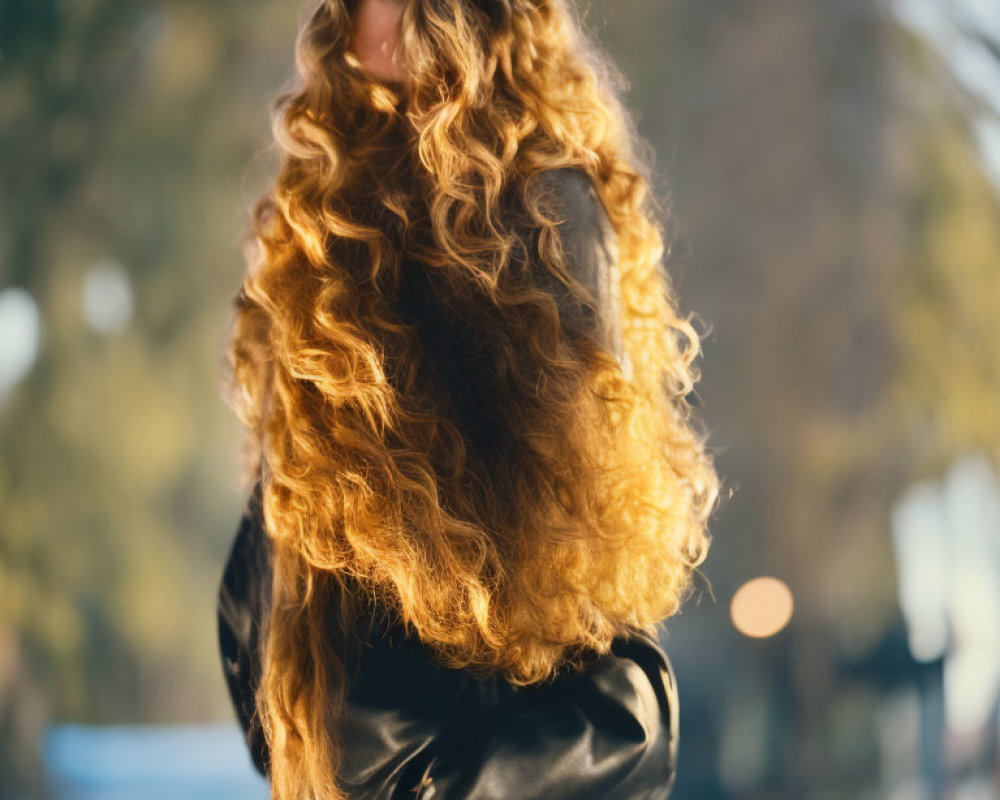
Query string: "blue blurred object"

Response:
xmin=41 ymin=722 xmax=270 ymax=800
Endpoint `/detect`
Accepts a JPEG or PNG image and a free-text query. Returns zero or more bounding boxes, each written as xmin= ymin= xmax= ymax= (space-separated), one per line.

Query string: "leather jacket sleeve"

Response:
xmin=217 ymin=478 xmax=271 ymax=778
xmin=532 ymin=167 xmax=629 ymax=376
xmin=217 ymin=481 xmax=680 ymax=798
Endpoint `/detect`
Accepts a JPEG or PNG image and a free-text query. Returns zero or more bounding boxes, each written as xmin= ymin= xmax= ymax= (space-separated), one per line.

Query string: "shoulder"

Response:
xmin=529 ymin=166 xmax=618 ymax=276
xmin=526 ymin=167 xmax=626 ymax=367
xmin=531 ymin=166 xmax=613 ymax=232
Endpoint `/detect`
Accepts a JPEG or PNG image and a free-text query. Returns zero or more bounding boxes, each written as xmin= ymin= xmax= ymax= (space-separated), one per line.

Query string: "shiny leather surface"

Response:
xmin=533 ymin=166 xmax=626 ymax=369
xmin=216 ymin=168 xmax=678 ymax=798
xmin=218 ymin=482 xmax=679 ymax=798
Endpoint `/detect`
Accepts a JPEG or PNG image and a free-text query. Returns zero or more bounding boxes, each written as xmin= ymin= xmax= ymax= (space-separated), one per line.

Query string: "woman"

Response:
xmin=217 ymin=0 xmax=720 ymax=798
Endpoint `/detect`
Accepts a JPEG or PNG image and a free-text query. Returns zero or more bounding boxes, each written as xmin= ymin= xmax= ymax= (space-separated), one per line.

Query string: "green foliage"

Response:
xmin=0 ymin=0 xmax=304 ymax=791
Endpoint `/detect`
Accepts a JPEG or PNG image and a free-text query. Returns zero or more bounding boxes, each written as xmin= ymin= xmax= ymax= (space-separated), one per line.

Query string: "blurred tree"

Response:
xmin=584 ymin=0 xmax=1000 ymax=796
xmin=0 ymin=0 xmax=309 ymax=792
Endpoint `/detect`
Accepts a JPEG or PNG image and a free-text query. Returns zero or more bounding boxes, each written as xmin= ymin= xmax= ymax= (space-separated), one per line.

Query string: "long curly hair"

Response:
xmin=221 ymin=0 xmax=720 ymax=796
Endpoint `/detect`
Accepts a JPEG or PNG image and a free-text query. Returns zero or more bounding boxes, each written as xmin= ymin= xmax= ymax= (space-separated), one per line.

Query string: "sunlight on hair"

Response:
xmin=731 ymin=577 xmax=794 ymax=639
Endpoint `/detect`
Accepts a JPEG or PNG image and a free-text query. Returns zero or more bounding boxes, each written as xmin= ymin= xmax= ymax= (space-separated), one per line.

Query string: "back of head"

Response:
xmin=222 ymin=1 xmax=720 ymax=797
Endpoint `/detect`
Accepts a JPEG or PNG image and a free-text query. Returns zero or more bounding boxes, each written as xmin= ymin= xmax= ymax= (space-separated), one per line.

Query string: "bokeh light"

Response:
xmin=0 ymin=286 xmax=42 ymax=400
xmin=82 ymin=257 xmax=133 ymax=335
xmin=731 ymin=577 xmax=794 ymax=639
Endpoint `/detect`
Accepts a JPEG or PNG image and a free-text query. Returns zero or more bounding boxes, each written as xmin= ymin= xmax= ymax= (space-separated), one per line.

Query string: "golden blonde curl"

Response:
xmin=222 ymin=0 xmax=721 ymax=796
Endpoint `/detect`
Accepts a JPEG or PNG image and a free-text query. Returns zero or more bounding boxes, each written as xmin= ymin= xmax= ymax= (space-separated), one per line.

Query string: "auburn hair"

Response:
xmin=221 ymin=0 xmax=720 ymax=797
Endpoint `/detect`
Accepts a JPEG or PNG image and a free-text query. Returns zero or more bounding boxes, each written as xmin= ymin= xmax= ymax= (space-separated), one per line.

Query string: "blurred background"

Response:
xmin=2 ymin=0 xmax=999 ymax=798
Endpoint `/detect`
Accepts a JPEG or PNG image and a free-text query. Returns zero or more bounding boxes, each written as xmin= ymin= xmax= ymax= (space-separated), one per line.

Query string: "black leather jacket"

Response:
xmin=216 ymin=168 xmax=679 ymax=798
